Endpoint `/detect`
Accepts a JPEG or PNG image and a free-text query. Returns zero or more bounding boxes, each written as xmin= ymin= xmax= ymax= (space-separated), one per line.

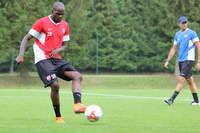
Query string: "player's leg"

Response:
xmin=186 ymin=77 xmax=199 ymax=105
xmin=164 ymin=76 xmax=185 ymax=105
xmin=50 ymin=81 xmax=64 ymax=122
xmin=172 ymin=76 xmax=185 ymax=99
xmin=50 ymin=81 xmax=60 ymax=106
xmin=183 ymin=61 xmax=199 ymax=105
xmin=35 ymin=59 xmax=64 ymax=122
xmin=63 ymin=71 xmax=87 ymax=113
xmin=164 ymin=61 xmax=185 ymax=105
xmin=63 ymin=71 xmax=82 ymax=93
xmin=55 ymin=59 xmax=87 ymax=113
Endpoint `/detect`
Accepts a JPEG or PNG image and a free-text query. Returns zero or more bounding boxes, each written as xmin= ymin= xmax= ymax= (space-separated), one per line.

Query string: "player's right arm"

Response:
xmin=16 ymin=33 xmax=34 ymax=64
xmin=16 ymin=18 xmax=43 ymax=64
xmin=164 ymin=44 xmax=178 ymax=69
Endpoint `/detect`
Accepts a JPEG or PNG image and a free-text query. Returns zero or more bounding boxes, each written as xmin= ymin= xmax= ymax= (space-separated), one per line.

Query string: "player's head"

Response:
xmin=52 ymin=2 xmax=65 ymax=23
xmin=178 ymin=16 xmax=188 ymax=31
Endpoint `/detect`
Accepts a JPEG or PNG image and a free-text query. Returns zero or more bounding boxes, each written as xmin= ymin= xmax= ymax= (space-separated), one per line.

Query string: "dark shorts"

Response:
xmin=35 ymin=58 xmax=77 ymax=88
xmin=179 ymin=60 xmax=194 ymax=79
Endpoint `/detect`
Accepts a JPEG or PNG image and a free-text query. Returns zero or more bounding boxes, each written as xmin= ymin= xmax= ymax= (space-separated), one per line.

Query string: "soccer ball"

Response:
xmin=84 ymin=105 xmax=103 ymax=122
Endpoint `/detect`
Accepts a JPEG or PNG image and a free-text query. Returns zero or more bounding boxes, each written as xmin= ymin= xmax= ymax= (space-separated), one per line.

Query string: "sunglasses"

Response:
xmin=181 ymin=21 xmax=187 ymax=24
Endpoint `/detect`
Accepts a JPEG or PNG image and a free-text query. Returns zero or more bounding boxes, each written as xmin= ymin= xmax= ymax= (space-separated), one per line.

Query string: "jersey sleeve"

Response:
xmin=173 ymin=33 xmax=178 ymax=45
xmin=28 ymin=19 xmax=43 ymax=38
xmin=191 ymin=31 xmax=199 ymax=43
xmin=63 ymin=23 xmax=70 ymax=42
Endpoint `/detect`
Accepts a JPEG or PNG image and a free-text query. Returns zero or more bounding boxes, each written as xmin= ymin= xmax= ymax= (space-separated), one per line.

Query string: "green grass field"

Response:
xmin=0 ymin=74 xmax=200 ymax=133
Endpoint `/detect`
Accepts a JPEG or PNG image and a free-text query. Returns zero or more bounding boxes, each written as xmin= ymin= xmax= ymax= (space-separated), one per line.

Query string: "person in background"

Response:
xmin=164 ymin=16 xmax=200 ymax=106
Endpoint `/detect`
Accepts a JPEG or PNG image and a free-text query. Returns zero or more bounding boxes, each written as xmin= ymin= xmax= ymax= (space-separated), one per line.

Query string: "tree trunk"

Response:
xmin=174 ymin=58 xmax=179 ymax=77
xmin=19 ymin=64 xmax=30 ymax=79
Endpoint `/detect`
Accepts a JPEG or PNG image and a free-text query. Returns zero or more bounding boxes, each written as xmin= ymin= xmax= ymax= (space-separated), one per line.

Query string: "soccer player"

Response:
xmin=16 ymin=2 xmax=87 ymax=123
xmin=164 ymin=16 xmax=200 ymax=106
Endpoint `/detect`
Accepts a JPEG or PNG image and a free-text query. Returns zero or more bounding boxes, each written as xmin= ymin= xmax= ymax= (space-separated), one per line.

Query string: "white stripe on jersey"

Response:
xmin=188 ymin=40 xmax=195 ymax=60
xmin=37 ymin=32 xmax=46 ymax=45
xmin=30 ymin=30 xmax=47 ymax=64
xmin=192 ymin=37 xmax=199 ymax=43
xmin=188 ymin=40 xmax=193 ymax=47
xmin=33 ymin=43 xmax=46 ymax=64
xmin=188 ymin=48 xmax=195 ymax=60
xmin=29 ymin=29 xmax=46 ymax=45
xmin=174 ymin=40 xmax=178 ymax=45
xmin=63 ymin=35 xmax=70 ymax=42
xmin=29 ymin=29 xmax=40 ymax=38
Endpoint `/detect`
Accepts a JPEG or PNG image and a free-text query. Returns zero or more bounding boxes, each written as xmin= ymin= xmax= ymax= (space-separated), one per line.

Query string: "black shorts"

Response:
xmin=179 ymin=60 xmax=194 ymax=79
xmin=35 ymin=58 xmax=77 ymax=88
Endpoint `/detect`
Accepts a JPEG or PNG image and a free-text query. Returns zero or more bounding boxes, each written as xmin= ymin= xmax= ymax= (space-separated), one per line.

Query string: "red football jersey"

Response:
xmin=29 ymin=16 xmax=70 ymax=63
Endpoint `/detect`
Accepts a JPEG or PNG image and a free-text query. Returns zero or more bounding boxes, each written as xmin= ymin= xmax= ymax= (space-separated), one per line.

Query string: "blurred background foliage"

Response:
xmin=1 ymin=0 xmax=200 ymax=74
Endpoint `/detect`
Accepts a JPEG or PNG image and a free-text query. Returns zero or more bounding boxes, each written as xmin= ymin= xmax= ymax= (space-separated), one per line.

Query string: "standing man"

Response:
xmin=164 ymin=16 xmax=200 ymax=106
xmin=16 ymin=2 xmax=87 ymax=123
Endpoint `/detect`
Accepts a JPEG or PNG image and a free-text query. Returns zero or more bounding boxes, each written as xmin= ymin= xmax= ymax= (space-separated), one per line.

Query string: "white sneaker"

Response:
xmin=191 ymin=101 xmax=200 ymax=106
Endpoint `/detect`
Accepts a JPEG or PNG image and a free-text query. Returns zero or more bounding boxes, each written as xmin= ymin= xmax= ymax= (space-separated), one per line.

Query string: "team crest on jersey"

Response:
xmin=47 ymin=32 xmax=52 ymax=36
xmin=62 ymin=28 xmax=65 ymax=34
xmin=184 ymin=34 xmax=188 ymax=38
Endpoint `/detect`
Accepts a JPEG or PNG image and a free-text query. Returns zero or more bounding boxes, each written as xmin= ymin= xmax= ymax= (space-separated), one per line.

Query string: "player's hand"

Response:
xmin=15 ymin=55 xmax=24 ymax=64
xmin=196 ymin=62 xmax=200 ymax=71
xmin=164 ymin=61 xmax=169 ymax=69
xmin=50 ymin=49 xmax=59 ymax=58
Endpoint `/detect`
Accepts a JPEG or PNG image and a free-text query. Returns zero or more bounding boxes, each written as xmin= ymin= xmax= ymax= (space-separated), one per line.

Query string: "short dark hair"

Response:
xmin=53 ymin=2 xmax=65 ymax=10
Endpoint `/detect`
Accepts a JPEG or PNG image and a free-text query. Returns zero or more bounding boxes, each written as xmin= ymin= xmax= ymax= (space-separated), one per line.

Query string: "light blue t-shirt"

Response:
xmin=174 ymin=28 xmax=199 ymax=62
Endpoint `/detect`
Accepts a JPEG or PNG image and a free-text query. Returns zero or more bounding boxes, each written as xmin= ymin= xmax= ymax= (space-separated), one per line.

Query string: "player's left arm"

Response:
xmin=50 ymin=41 xmax=66 ymax=58
xmin=192 ymin=31 xmax=200 ymax=70
xmin=194 ymin=41 xmax=200 ymax=70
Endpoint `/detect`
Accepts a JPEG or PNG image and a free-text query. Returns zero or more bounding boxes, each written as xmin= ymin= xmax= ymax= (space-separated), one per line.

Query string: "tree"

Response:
xmin=1 ymin=0 xmax=200 ymax=74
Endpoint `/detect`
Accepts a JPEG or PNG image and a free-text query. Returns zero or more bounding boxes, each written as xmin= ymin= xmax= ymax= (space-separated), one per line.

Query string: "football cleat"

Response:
xmin=56 ymin=117 xmax=64 ymax=123
xmin=164 ymin=98 xmax=173 ymax=106
xmin=74 ymin=103 xmax=87 ymax=114
xmin=191 ymin=101 xmax=200 ymax=106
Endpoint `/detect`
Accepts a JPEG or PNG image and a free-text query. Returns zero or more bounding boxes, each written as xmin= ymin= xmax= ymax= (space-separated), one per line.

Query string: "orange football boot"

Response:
xmin=74 ymin=103 xmax=87 ymax=114
xmin=56 ymin=117 xmax=64 ymax=123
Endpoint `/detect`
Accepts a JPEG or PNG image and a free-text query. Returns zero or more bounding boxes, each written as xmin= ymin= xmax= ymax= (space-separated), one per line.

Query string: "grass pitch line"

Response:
xmin=30 ymin=90 xmax=192 ymax=102
xmin=0 ymin=96 xmax=32 ymax=98
xmin=81 ymin=92 xmax=192 ymax=102
xmin=0 ymin=89 xmax=192 ymax=102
